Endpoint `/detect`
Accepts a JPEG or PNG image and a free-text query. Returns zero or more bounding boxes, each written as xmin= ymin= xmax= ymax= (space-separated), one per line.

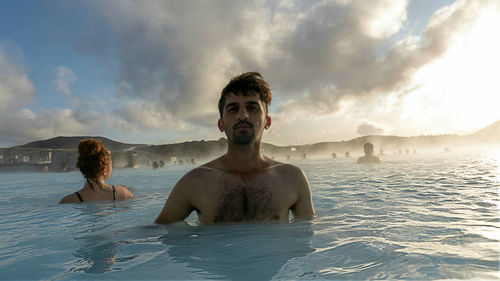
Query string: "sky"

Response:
xmin=0 ymin=0 xmax=499 ymax=147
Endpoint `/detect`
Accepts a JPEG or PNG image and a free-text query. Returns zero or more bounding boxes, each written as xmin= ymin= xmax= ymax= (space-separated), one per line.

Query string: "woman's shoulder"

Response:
xmin=59 ymin=192 xmax=80 ymax=204
xmin=113 ymin=185 xmax=134 ymax=200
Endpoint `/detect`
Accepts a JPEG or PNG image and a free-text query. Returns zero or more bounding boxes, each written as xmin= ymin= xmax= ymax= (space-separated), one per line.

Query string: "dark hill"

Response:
xmin=466 ymin=120 xmax=500 ymax=144
xmin=7 ymin=120 xmax=499 ymax=160
xmin=15 ymin=136 xmax=143 ymax=151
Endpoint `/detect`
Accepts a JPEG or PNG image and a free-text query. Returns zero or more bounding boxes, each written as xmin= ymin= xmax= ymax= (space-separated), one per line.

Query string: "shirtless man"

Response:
xmin=155 ymin=72 xmax=315 ymax=224
xmin=357 ymin=142 xmax=381 ymax=164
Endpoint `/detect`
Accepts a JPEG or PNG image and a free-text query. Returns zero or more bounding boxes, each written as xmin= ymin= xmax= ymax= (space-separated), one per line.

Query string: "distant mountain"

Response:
xmin=261 ymin=119 xmax=500 ymax=157
xmin=15 ymin=136 xmax=143 ymax=151
xmin=466 ymin=120 xmax=500 ymax=143
xmin=8 ymin=120 xmax=499 ymax=160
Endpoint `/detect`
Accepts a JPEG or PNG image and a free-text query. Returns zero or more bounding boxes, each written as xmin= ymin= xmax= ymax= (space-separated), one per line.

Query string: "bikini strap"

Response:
xmin=112 ymin=185 xmax=116 ymax=201
xmin=75 ymin=192 xmax=84 ymax=202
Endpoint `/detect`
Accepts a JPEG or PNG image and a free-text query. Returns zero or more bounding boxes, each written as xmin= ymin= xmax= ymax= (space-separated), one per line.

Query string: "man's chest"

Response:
xmin=195 ymin=173 xmax=296 ymax=222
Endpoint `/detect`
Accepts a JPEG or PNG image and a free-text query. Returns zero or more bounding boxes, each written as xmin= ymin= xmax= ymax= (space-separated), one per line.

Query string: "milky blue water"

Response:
xmin=1 ymin=152 xmax=499 ymax=280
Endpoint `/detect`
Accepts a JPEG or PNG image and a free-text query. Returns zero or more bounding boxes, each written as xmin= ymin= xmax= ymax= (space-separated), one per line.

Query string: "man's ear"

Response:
xmin=265 ymin=116 xmax=271 ymax=129
xmin=218 ymin=119 xmax=224 ymax=132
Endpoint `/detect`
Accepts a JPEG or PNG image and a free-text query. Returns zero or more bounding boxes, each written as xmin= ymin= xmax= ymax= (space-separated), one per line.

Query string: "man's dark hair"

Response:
xmin=218 ymin=72 xmax=272 ymax=118
xmin=363 ymin=142 xmax=374 ymax=155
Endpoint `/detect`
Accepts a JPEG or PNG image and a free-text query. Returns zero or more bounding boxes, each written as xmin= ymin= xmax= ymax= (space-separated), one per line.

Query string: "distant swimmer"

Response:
xmin=302 ymin=153 xmax=307 ymax=159
xmin=345 ymin=151 xmax=350 ymax=158
xmin=332 ymin=152 xmax=337 ymax=158
xmin=59 ymin=139 xmax=134 ymax=203
xmin=357 ymin=143 xmax=381 ymax=164
xmin=155 ymin=72 xmax=315 ymax=224
xmin=152 ymin=161 xmax=159 ymax=169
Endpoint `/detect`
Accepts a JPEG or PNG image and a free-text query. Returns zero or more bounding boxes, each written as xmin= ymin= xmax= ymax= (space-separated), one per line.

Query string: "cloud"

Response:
xmin=53 ymin=66 xmax=77 ymax=96
xmin=112 ymin=99 xmax=185 ymax=132
xmin=0 ymin=45 xmax=103 ymax=146
xmin=271 ymin=0 xmax=495 ymax=114
xmin=2 ymin=0 xmax=489 ymax=146
xmin=0 ymin=108 xmax=102 ymax=145
xmin=0 ymin=44 xmax=35 ymax=112
xmin=356 ymin=122 xmax=385 ymax=136
xmin=82 ymin=0 xmax=288 ymax=128
xmin=80 ymin=0 xmax=487 ymax=127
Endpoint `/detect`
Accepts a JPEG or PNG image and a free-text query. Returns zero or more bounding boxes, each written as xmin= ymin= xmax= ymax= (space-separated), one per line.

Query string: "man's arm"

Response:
xmin=154 ymin=176 xmax=194 ymax=224
xmin=290 ymin=167 xmax=316 ymax=220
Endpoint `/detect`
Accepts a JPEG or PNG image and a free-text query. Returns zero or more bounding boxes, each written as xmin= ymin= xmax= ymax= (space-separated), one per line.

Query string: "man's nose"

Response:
xmin=237 ymin=108 xmax=249 ymax=120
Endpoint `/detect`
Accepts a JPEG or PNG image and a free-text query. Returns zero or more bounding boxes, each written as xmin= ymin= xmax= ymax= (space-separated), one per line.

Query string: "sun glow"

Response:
xmin=410 ymin=5 xmax=500 ymax=133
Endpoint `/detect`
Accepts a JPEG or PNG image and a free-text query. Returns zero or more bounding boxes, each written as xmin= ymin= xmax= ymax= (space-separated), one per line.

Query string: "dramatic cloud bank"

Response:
xmin=87 ymin=0 xmax=496 ymax=133
xmin=1 ymin=0 xmax=498 ymax=146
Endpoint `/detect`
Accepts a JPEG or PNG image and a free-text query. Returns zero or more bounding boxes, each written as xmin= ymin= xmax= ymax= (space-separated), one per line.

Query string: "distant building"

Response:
xmin=127 ymin=151 xmax=138 ymax=168
xmin=0 ymin=148 xmax=8 ymax=165
xmin=51 ymin=150 xmax=78 ymax=172
xmin=112 ymin=151 xmax=139 ymax=168
xmin=0 ymin=148 xmax=52 ymax=165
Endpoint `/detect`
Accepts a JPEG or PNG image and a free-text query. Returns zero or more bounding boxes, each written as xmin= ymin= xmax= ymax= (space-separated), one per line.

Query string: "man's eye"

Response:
xmin=227 ymin=107 xmax=238 ymax=112
xmin=248 ymin=106 xmax=260 ymax=111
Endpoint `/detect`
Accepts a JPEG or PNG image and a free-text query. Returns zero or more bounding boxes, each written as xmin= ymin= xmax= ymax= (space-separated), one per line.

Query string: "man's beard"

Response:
xmin=230 ymin=121 xmax=255 ymax=145
xmin=232 ymin=133 xmax=254 ymax=145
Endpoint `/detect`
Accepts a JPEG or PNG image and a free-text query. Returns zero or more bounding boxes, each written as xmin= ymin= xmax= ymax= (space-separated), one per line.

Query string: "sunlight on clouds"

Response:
xmin=20 ymin=109 xmax=36 ymax=120
xmin=359 ymin=0 xmax=408 ymax=38
xmin=410 ymin=2 xmax=500 ymax=134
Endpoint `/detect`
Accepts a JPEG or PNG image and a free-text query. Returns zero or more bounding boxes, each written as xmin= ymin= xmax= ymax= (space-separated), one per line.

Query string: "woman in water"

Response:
xmin=59 ymin=139 xmax=134 ymax=203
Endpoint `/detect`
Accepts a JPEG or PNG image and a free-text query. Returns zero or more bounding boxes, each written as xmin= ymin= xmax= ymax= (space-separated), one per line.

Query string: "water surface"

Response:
xmin=0 ymin=152 xmax=499 ymax=280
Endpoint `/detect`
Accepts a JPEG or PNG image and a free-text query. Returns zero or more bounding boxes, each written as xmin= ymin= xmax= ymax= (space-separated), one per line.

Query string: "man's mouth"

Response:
xmin=234 ymin=122 xmax=253 ymax=129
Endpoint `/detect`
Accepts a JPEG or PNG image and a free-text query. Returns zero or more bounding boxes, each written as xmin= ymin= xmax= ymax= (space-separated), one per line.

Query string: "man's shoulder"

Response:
xmin=177 ymin=160 xmax=224 ymax=185
xmin=357 ymin=155 xmax=381 ymax=164
xmin=269 ymin=161 xmax=302 ymax=172
xmin=267 ymin=162 xmax=310 ymax=193
xmin=183 ymin=165 xmax=219 ymax=178
xmin=265 ymin=161 xmax=306 ymax=180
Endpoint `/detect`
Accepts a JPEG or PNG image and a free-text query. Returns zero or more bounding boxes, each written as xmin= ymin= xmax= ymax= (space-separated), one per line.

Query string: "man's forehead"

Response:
xmin=225 ymin=91 xmax=262 ymax=104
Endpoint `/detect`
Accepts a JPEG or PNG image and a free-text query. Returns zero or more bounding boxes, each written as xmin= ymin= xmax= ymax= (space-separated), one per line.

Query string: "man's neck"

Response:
xmin=222 ymin=141 xmax=267 ymax=174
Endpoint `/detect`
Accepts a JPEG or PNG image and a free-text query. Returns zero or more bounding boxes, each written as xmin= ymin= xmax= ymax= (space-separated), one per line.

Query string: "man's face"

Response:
xmin=218 ymin=92 xmax=270 ymax=145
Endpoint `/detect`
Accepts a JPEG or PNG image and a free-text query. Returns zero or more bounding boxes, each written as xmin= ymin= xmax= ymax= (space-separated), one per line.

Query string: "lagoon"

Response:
xmin=0 ymin=152 xmax=499 ymax=280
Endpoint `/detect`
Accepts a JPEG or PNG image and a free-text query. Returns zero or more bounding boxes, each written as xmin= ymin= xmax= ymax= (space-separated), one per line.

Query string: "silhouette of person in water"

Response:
xmin=155 ymin=72 xmax=315 ymax=224
xmin=152 ymin=161 xmax=159 ymax=170
xmin=357 ymin=143 xmax=381 ymax=164
xmin=59 ymin=139 xmax=134 ymax=203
